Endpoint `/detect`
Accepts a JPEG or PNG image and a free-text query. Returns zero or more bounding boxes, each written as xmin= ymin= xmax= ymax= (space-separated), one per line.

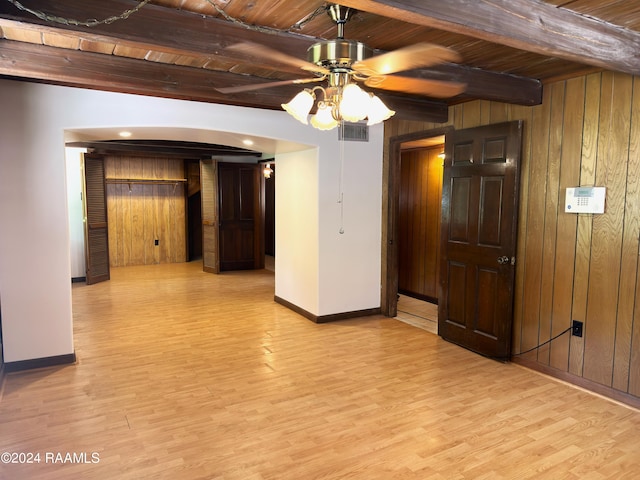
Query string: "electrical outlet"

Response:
xmin=572 ymin=320 xmax=583 ymax=337
xmin=154 ymin=239 xmax=159 ymax=246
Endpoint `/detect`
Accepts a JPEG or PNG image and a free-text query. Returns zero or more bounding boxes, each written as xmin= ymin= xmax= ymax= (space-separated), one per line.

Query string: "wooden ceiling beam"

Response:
xmin=0 ymin=39 xmax=291 ymax=108
xmin=0 ymin=39 xmax=450 ymax=123
xmin=338 ymin=0 xmax=640 ymax=76
xmin=0 ymin=0 xmax=320 ymax=74
xmin=0 ymin=0 xmax=541 ymax=105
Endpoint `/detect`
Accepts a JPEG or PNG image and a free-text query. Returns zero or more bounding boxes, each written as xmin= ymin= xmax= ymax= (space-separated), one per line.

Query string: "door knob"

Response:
xmin=497 ymin=256 xmax=510 ymax=264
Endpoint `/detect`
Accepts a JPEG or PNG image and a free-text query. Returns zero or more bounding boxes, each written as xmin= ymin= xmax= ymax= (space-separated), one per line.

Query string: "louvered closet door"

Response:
xmin=201 ymin=159 xmax=220 ymax=274
xmin=83 ymin=154 xmax=110 ymax=285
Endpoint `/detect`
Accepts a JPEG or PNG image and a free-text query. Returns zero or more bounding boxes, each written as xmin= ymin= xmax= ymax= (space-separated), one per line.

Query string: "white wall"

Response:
xmin=0 ymin=79 xmax=383 ymax=363
xmin=0 ymin=83 xmax=75 ymax=362
xmin=318 ymin=135 xmax=384 ymax=316
xmin=274 ymin=149 xmax=320 ymax=314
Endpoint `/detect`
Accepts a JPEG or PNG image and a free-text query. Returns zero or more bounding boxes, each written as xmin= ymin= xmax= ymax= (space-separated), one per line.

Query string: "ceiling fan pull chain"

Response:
xmin=338 ymin=121 xmax=346 ymax=234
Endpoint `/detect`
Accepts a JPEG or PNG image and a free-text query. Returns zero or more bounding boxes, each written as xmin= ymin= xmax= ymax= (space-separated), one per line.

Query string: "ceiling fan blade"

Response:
xmin=215 ymin=77 xmax=323 ymax=94
xmin=364 ymin=75 xmax=465 ymax=98
xmin=353 ymin=43 xmax=461 ymax=76
xmin=227 ymin=42 xmax=330 ymax=75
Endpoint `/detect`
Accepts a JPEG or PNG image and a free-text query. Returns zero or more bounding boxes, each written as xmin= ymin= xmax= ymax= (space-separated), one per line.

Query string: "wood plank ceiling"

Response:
xmin=1 ymin=0 xmax=640 ymax=124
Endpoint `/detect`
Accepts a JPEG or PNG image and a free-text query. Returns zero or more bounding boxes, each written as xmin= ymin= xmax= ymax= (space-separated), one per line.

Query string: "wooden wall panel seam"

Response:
xmin=538 ymin=81 xmax=566 ymax=365
xmin=612 ymin=74 xmax=639 ymax=392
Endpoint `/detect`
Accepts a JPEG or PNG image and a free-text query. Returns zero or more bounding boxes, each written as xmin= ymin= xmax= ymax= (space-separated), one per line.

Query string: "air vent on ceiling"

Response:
xmin=339 ymin=123 xmax=369 ymax=142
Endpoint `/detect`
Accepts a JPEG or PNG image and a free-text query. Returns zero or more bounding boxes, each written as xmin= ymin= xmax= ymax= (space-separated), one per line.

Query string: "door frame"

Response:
xmin=382 ymin=126 xmax=453 ymax=317
xmin=201 ymin=159 xmax=266 ymax=274
xmin=217 ymin=161 xmax=264 ymax=271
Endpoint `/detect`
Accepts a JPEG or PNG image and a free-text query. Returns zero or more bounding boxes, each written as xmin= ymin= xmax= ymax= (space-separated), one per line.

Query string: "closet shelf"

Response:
xmin=105 ymin=178 xmax=187 ymax=185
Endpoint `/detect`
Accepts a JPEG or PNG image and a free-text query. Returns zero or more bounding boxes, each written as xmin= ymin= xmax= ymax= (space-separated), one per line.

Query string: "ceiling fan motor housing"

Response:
xmin=307 ymin=39 xmax=372 ymax=71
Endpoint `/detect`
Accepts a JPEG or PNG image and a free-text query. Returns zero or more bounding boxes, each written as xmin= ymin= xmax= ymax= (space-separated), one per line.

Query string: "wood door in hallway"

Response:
xmin=439 ymin=121 xmax=522 ymax=359
xmin=218 ymin=162 xmax=263 ymax=271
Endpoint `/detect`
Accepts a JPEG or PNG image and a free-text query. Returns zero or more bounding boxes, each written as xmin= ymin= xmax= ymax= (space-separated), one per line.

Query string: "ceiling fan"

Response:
xmin=216 ymin=4 xmax=465 ymax=129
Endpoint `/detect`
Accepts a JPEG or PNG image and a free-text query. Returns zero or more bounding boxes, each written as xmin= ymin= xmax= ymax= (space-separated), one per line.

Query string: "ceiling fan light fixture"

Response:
xmin=263 ymin=162 xmax=273 ymax=178
xmin=366 ymin=94 xmax=395 ymax=125
xmin=338 ymin=83 xmax=370 ymax=122
xmin=310 ymin=102 xmax=340 ymax=130
xmin=228 ymin=4 xmax=463 ymax=130
xmin=282 ymin=89 xmax=315 ymax=124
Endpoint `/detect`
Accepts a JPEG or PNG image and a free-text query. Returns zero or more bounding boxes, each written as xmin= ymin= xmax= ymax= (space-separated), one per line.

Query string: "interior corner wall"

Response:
xmin=0 ymin=78 xmax=384 ymax=364
xmin=274 ymin=149 xmax=320 ymax=314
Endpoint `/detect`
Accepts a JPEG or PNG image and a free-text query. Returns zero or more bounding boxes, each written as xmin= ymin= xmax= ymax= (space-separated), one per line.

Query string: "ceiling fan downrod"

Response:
xmin=327 ymin=4 xmax=352 ymax=39
xmin=307 ymin=4 xmax=372 ymax=70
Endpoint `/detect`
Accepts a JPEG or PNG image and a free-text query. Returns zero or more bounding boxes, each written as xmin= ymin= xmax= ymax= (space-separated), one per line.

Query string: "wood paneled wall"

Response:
xmin=105 ymin=156 xmax=186 ymax=267
xmin=398 ymin=147 xmax=443 ymax=301
xmin=384 ymin=71 xmax=640 ymax=402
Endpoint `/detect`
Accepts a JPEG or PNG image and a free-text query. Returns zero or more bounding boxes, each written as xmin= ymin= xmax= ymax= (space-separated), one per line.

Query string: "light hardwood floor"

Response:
xmin=1 ymin=261 xmax=639 ymax=479
xmin=395 ymin=295 xmax=438 ymax=334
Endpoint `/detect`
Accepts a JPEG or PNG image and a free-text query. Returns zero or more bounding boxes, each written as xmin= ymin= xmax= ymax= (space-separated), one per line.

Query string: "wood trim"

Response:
xmin=317 ymin=308 xmax=382 ymax=323
xmin=4 ymin=353 xmax=77 ymax=374
xmin=105 ymin=178 xmax=187 ymax=185
xmin=274 ymin=296 xmax=380 ymax=323
xmin=399 ymin=290 xmax=438 ymax=305
xmin=255 ymin=164 xmax=265 ymax=270
xmin=512 ymin=355 xmax=640 ymax=410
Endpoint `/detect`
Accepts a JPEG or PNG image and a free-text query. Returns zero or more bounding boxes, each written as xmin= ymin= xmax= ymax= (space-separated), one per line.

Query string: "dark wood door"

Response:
xmin=264 ymin=166 xmax=275 ymax=257
xmin=83 ymin=154 xmax=110 ymax=285
xmin=439 ymin=121 xmax=522 ymax=359
xmin=218 ymin=163 xmax=262 ymax=271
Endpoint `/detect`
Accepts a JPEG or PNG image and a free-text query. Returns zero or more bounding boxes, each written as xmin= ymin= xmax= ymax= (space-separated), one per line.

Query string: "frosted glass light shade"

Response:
xmin=366 ymin=94 xmax=395 ymax=125
xmin=310 ymin=103 xmax=339 ymax=130
xmin=338 ymin=83 xmax=369 ymax=122
xmin=282 ymin=90 xmax=314 ymax=124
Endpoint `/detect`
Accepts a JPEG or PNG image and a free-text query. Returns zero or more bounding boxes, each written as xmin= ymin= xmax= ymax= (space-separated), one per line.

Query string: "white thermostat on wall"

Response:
xmin=565 ymin=186 xmax=606 ymax=214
